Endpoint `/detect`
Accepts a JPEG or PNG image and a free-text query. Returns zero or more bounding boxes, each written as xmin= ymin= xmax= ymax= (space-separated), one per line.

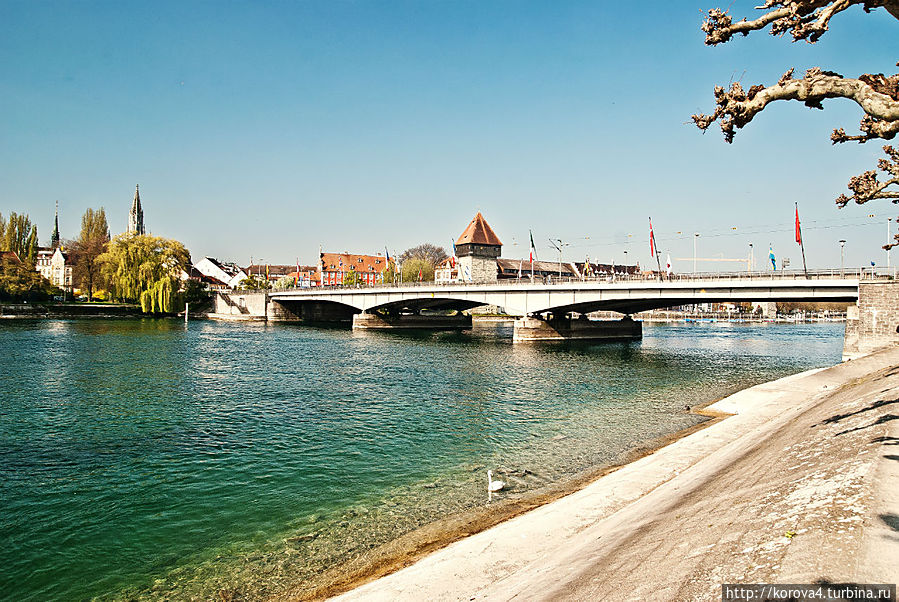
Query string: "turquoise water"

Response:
xmin=0 ymin=319 xmax=843 ymax=600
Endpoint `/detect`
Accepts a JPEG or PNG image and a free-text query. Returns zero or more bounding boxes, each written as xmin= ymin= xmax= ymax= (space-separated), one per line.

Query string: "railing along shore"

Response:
xmin=234 ymin=267 xmax=884 ymax=294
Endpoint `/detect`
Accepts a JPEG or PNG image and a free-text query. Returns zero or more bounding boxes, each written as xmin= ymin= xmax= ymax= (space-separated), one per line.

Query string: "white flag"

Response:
xmin=666 ymin=253 xmax=672 ymax=275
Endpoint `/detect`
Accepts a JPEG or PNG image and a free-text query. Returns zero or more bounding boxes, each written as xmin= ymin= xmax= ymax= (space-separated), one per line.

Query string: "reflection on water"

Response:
xmin=0 ymin=319 xmax=843 ymax=600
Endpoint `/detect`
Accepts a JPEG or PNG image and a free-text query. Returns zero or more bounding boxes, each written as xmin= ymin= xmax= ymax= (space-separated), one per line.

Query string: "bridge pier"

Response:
xmin=513 ymin=314 xmax=642 ymax=343
xmin=352 ymin=310 xmax=472 ymax=331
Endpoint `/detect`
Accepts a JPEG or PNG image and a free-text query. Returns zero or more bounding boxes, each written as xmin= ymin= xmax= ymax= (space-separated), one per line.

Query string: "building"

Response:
xmin=49 ymin=247 xmax=73 ymax=290
xmin=319 ymin=252 xmax=391 ymax=286
xmin=51 ymin=201 xmax=60 ymax=249
xmin=436 ymin=213 xmax=640 ymax=284
xmin=497 ymin=258 xmax=580 ymax=280
xmin=128 ymin=184 xmax=145 ymax=235
xmin=455 ymin=212 xmax=502 ymax=283
xmin=193 ymin=256 xmax=248 ymax=290
xmin=35 ymin=248 xmax=54 ymax=280
xmin=434 ymin=257 xmax=459 ymax=283
xmin=1 ymin=251 xmax=22 ymax=265
xmin=245 ymin=264 xmax=319 ymax=287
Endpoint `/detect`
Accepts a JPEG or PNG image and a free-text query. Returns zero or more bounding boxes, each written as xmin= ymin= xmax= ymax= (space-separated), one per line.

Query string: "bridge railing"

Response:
xmin=253 ymin=267 xmax=886 ymax=294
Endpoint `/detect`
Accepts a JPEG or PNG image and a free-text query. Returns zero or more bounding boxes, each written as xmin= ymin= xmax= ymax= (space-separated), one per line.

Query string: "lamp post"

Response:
xmin=887 ymin=218 xmax=892 ymax=270
xmin=693 ymin=233 xmax=700 ymax=274
xmin=548 ymin=238 xmax=569 ymax=280
xmin=839 ymin=239 xmax=846 ymax=277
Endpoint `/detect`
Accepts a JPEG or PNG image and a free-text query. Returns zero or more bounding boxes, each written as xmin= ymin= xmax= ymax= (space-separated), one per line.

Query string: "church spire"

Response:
xmin=51 ymin=200 xmax=60 ymax=249
xmin=128 ymin=184 xmax=145 ymax=235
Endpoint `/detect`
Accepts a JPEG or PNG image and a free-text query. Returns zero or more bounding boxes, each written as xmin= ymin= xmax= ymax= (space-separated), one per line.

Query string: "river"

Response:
xmin=0 ymin=318 xmax=843 ymax=600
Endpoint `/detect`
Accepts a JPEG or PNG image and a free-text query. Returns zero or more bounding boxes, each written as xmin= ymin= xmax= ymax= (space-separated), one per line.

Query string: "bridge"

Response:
xmin=224 ymin=269 xmax=864 ymax=341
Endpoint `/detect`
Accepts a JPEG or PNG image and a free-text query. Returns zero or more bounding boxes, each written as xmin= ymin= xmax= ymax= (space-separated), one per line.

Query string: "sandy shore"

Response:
xmin=329 ymin=347 xmax=899 ymax=601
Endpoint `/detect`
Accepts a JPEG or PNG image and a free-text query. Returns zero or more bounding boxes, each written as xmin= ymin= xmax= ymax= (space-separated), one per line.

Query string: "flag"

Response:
xmin=385 ymin=247 xmax=390 ymax=262
xmin=649 ymin=218 xmax=657 ymax=257
xmin=418 ymin=268 xmax=422 ymax=282
xmin=518 ymin=259 xmax=523 ymax=280
xmin=794 ymin=204 xmax=802 ymax=245
xmin=450 ymin=239 xmax=457 ymax=268
xmin=769 ymin=245 xmax=776 ymax=270
xmin=296 ymin=257 xmax=300 ymax=286
xmin=529 ymin=230 xmax=537 ymax=262
xmin=666 ymin=253 xmax=672 ymax=275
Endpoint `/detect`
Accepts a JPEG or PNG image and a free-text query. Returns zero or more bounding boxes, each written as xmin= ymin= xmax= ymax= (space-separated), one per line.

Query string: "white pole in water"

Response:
xmin=185 ymin=302 xmax=189 ymax=323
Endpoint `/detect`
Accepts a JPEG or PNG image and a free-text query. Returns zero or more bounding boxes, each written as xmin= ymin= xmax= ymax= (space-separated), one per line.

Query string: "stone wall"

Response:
xmin=211 ymin=292 xmax=268 ymax=319
xmin=458 ymin=255 xmax=497 ymax=283
xmin=843 ymin=281 xmax=899 ymax=360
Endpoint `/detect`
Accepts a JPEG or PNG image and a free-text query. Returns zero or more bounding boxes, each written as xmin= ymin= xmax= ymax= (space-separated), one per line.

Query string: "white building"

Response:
xmin=193 ymin=256 xmax=248 ymax=290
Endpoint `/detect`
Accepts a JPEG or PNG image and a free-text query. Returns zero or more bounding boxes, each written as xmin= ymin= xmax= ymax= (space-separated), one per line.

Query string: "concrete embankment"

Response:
xmin=0 ymin=303 xmax=142 ymax=318
xmin=329 ymin=348 xmax=899 ymax=601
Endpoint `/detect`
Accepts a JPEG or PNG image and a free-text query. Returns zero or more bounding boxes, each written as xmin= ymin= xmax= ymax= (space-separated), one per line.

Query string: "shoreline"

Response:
xmin=322 ymin=348 xmax=899 ymax=601
xmin=280 ymin=375 xmax=788 ymax=600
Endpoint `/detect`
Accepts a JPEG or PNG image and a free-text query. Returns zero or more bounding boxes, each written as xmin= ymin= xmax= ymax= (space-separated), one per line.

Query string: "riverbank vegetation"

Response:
xmin=99 ymin=233 xmax=191 ymax=313
xmin=69 ymin=208 xmax=110 ymax=301
xmin=0 ymin=212 xmax=39 ymax=263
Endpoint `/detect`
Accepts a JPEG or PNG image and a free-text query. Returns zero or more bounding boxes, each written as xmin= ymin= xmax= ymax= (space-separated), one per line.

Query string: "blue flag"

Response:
xmin=769 ymin=245 xmax=776 ymax=270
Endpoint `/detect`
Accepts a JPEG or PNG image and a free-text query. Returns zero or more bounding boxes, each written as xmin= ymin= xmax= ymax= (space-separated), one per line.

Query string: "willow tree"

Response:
xmin=100 ymin=233 xmax=190 ymax=313
xmin=693 ymin=1 xmax=899 ymax=226
xmin=70 ymin=208 xmax=110 ymax=301
xmin=0 ymin=212 xmax=39 ymax=263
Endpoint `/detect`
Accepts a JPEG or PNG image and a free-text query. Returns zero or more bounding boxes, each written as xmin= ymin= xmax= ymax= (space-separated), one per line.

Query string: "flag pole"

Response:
xmin=796 ymin=202 xmax=809 ymax=279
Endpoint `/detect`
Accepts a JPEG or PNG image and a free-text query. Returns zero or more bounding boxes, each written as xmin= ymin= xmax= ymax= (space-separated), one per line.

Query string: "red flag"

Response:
xmin=794 ymin=204 xmax=802 ymax=245
xmin=418 ymin=268 xmax=422 ymax=282
xmin=649 ymin=218 xmax=657 ymax=257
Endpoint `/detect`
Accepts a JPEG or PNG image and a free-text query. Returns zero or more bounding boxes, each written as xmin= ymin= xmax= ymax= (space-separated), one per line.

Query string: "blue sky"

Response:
xmin=1 ymin=1 xmax=896 ymax=270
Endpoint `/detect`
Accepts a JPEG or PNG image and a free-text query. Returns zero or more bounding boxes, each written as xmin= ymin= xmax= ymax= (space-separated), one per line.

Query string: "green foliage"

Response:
xmin=273 ymin=275 xmax=295 ymax=290
xmin=181 ymin=279 xmax=210 ymax=306
xmin=381 ymin=261 xmax=398 ymax=285
xmin=237 ymin=276 xmax=269 ymax=290
xmin=99 ymin=233 xmax=190 ymax=313
xmin=70 ymin=207 xmax=110 ymax=301
xmin=401 ymin=258 xmax=434 ymax=282
xmin=0 ymin=256 xmax=59 ymax=302
xmin=0 ymin=212 xmax=38 ymax=263
xmin=342 ymin=269 xmax=363 ymax=286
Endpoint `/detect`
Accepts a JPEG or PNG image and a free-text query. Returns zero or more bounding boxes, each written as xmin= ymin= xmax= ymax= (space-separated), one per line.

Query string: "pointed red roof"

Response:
xmin=456 ymin=212 xmax=502 ymax=246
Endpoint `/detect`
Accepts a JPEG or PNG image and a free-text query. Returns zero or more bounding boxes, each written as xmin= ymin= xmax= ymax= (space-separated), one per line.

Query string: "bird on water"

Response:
xmin=487 ymin=470 xmax=505 ymax=493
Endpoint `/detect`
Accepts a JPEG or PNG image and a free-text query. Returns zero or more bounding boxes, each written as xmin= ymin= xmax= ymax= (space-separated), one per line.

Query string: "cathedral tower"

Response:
xmin=51 ymin=200 xmax=60 ymax=249
xmin=128 ymin=184 xmax=145 ymax=235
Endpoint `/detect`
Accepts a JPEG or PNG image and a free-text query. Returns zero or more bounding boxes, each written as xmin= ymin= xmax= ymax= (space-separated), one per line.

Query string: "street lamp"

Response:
xmin=839 ymin=240 xmax=846 ymax=277
xmin=887 ymin=218 xmax=893 ymax=270
xmin=693 ymin=233 xmax=700 ymax=274
xmin=548 ymin=238 xmax=569 ymax=279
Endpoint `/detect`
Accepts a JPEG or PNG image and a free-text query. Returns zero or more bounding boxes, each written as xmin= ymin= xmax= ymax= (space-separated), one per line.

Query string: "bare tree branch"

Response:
xmin=702 ymin=1 xmax=899 ymax=45
xmin=835 ymin=146 xmax=899 ymax=211
xmin=693 ymin=67 xmax=899 ymax=143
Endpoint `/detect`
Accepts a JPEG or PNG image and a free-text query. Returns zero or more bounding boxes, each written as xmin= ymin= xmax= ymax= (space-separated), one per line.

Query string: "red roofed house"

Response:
xmin=319 ymin=252 xmax=391 ymax=286
xmin=455 ymin=212 xmax=502 ymax=283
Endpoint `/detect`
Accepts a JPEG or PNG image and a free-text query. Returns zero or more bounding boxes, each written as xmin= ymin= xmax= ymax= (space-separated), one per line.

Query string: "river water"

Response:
xmin=0 ymin=319 xmax=843 ymax=600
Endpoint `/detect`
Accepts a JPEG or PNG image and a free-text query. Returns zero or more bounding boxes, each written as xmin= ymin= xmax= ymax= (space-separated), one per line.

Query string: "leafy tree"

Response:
xmin=0 ymin=212 xmax=38 ymax=263
xmin=273 ymin=275 xmax=295 ymax=290
xmin=401 ymin=257 xmax=435 ymax=282
xmin=99 ymin=233 xmax=191 ymax=313
xmin=0 ymin=255 xmax=59 ymax=302
xmin=181 ymin=278 xmax=210 ymax=307
xmin=342 ymin=269 xmax=363 ymax=286
xmin=381 ymin=260 xmax=398 ymax=285
xmin=694 ymin=2 xmax=899 ymax=219
xmin=69 ymin=208 xmax=110 ymax=301
xmin=399 ymin=243 xmax=447 ymax=267
xmin=237 ymin=276 xmax=269 ymax=290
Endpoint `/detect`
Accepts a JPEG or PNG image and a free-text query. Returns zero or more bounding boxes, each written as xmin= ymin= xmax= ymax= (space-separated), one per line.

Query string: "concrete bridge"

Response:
xmin=214 ymin=269 xmax=866 ymax=342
